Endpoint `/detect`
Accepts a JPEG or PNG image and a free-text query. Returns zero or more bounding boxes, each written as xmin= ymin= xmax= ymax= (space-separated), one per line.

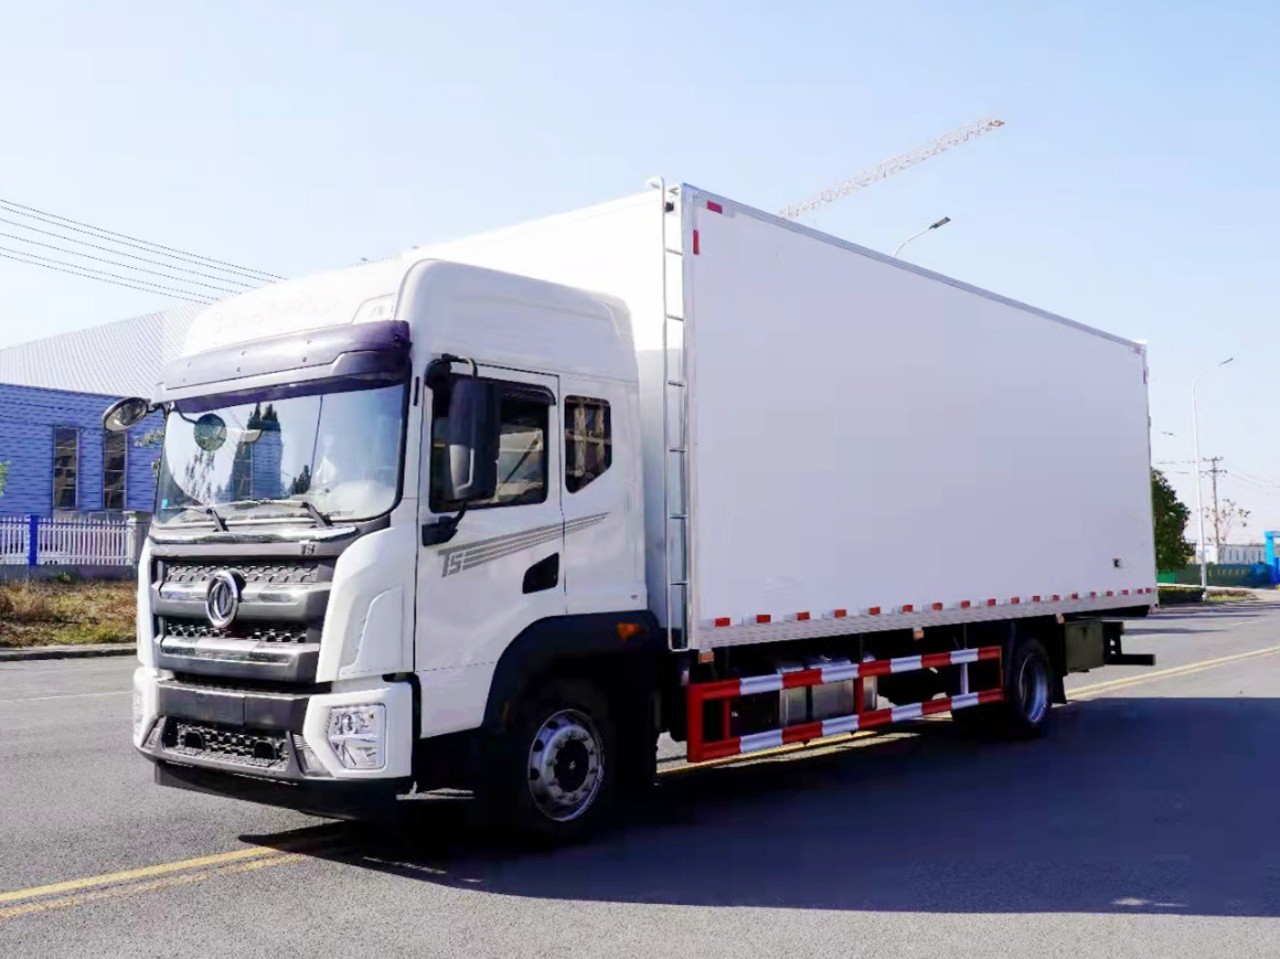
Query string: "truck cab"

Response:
xmin=123 ymin=259 xmax=655 ymax=831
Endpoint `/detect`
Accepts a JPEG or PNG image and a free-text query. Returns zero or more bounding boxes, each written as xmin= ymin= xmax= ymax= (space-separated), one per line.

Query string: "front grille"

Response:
xmin=163 ymin=618 xmax=311 ymax=644
xmin=164 ymin=561 xmax=325 ymax=586
xmin=162 ymin=719 xmax=289 ymax=770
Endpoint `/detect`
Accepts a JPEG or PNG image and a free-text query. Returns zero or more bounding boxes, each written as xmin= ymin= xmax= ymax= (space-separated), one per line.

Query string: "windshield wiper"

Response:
xmin=292 ymin=499 xmax=333 ymax=527
xmin=199 ymin=504 xmax=228 ymax=532
xmin=222 ymin=497 xmax=333 ymax=527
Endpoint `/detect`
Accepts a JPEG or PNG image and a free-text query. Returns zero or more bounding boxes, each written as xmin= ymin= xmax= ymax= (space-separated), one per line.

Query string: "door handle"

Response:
xmin=522 ymin=553 xmax=560 ymax=594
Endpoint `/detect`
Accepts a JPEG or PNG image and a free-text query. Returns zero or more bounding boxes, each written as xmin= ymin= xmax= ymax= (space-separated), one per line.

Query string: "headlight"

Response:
xmin=326 ymin=704 xmax=386 ymax=770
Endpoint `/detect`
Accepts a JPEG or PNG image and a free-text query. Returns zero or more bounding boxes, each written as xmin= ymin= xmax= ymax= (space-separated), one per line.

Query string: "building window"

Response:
xmin=564 ymin=397 xmax=611 ymax=493
xmin=103 ymin=430 xmax=127 ymax=511
xmin=52 ymin=427 xmax=79 ymax=510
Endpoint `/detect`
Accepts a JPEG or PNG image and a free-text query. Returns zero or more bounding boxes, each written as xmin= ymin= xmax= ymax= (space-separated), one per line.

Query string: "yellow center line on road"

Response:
xmin=0 ymin=846 xmax=289 ymax=907
xmin=0 ymin=827 xmax=344 ymax=919
xmin=1069 ymin=643 xmax=1280 ymax=700
xmin=0 ymin=854 xmax=304 ymax=922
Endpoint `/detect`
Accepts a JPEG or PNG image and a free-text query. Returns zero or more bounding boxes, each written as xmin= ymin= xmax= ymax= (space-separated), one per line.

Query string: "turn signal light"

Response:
xmin=615 ymin=622 xmax=645 ymax=642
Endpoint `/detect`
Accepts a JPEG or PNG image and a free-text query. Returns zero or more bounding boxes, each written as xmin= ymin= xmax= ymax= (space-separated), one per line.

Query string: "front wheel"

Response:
xmin=481 ymin=679 xmax=617 ymax=841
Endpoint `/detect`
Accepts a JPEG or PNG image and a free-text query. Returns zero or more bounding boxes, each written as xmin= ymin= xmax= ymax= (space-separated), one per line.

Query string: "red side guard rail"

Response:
xmin=686 ymin=646 xmax=1004 ymax=763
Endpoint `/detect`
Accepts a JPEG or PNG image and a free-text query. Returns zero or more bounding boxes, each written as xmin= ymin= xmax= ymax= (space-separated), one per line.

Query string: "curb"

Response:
xmin=0 ymin=644 xmax=135 ymax=663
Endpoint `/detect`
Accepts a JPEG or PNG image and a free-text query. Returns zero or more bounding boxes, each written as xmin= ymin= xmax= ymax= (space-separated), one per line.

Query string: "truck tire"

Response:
xmin=1003 ymin=638 xmax=1054 ymax=736
xmin=951 ymin=638 xmax=1054 ymax=738
xmin=481 ymin=678 xmax=617 ymax=841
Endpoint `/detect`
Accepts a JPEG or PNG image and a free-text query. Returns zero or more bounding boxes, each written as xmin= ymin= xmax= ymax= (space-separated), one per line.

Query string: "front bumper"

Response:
xmin=134 ymin=667 xmax=414 ymax=798
xmin=154 ymin=757 xmax=411 ymax=819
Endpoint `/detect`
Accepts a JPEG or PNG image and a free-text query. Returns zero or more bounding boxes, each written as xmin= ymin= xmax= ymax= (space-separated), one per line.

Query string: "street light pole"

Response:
xmin=894 ymin=216 xmax=951 ymax=258
xmin=1190 ymin=357 xmax=1234 ymax=589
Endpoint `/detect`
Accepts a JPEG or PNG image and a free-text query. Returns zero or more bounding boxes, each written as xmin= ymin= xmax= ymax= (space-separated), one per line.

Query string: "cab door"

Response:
xmin=415 ymin=366 xmax=564 ymax=684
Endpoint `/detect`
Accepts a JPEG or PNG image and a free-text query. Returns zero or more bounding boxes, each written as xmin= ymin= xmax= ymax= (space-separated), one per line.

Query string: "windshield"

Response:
xmin=155 ymin=382 xmax=406 ymax=526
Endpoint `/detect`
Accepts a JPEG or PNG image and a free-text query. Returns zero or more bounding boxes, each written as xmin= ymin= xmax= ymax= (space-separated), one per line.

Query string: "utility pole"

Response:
xmin=1190 ymin=358 xmax=1233 ymax=589
xmin=1204 ymin=456 xmax=1226 ymax=554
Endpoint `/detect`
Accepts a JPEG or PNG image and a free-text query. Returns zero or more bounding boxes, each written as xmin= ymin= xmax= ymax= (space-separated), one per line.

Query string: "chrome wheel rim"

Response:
xmin=527 ymin=709 xmax=604 ymax=822
xmin=1016 ymin=654 xmax=1050 ymax=725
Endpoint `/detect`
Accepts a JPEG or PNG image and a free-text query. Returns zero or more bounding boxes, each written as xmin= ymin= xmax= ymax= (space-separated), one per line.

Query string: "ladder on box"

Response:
xmin=660 ymin=187 xmax=690 ymax=650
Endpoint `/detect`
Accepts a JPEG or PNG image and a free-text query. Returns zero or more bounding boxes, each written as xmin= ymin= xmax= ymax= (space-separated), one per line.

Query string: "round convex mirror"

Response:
xmin=193 ymin=413 xmax=228 ymax=452
xmin=102 ymin=396 xmax=151 ymax=432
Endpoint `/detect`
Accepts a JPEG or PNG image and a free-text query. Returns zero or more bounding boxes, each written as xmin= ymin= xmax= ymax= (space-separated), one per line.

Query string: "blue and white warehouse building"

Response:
xmin=0 ymin=307 xmax=198 ymax=517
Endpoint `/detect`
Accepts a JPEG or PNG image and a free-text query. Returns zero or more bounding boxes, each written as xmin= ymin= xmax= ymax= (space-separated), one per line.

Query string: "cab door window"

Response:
xmin=430 ymin=382 xmax=550 ymax=510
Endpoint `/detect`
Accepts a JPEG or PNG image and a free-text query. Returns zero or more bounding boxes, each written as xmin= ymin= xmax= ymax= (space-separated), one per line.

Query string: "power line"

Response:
xmin=0 ymin=197 xmax=283 ymax=282
xmin=0 ymin=231 xmax=243 ymax=295
xmin=1225 ymin=473 xmax=1280 ymax=499
xmin=1231 ymin=469 xmax=1280 ymax=490
xmin=0 ymin=251 xmax=211 ymax=304
xmin=0 ymin=249 xmax=212 ymax=304
xmin=0 ymin=216 xmax=258 ymax=289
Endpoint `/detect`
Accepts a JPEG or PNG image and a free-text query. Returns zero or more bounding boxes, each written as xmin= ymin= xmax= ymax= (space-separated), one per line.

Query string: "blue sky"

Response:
xmin=1 ymin=1 xmax=1277 ymax=537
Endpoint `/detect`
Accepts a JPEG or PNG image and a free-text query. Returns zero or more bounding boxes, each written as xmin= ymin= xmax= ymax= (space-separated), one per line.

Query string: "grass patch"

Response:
xmin=1158 ymin=584 xmax=1204 ymax=605
xmin=1206 ymin=588 xmax=1255 ymax=603
xmin=0 ymin=579 xmax=135 ymax=648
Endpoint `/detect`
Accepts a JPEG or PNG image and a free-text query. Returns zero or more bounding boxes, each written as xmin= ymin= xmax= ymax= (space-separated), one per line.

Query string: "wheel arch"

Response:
xmin=1003 ymin=617 xmax=1067 ymax=704
xmin=480 ymin=611 xmax=664 ymax=734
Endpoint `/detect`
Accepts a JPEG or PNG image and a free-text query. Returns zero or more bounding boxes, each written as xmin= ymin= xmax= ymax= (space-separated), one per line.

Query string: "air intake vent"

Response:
xmin=162 ymin=719 xmax=289 ymax=770
xmin=164 ymin=562 xmax=325 ymax=586
xmin=163 ymin=618 xmax=311 ymax=644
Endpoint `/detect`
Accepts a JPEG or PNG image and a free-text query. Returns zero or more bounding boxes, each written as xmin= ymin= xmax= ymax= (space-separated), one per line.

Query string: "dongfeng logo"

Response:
xmin=205 ymin=570 xmax=241 ymax=629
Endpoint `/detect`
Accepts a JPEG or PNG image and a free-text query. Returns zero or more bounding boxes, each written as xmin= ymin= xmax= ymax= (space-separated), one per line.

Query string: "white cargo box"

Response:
xmin=680 ymin=190 xmax=1154 ymax=648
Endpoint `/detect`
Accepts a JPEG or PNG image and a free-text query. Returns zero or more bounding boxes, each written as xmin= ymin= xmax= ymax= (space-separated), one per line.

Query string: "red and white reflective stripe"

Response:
xmin=707 ymin=588 xmax=1155 ymax=629
xmin=708 ymin=689 xmax=1006 ymax=761
xmin=686 ymin=645 xmax=1005 ymax=764
xmin=704 ymin=646 xmax=997 ymax=699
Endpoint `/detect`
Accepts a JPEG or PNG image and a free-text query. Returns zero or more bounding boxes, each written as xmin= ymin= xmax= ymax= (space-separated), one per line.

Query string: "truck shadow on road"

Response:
xmin=246 ymin=695 xmax=1280 ymax=918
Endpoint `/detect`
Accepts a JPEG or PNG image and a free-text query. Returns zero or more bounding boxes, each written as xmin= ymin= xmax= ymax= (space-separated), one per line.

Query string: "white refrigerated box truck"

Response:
xmin=111 ymin=182 xmax=1157 ymax=838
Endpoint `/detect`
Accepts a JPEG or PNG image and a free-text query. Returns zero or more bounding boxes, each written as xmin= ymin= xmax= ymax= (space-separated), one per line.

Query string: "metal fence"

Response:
xmin=0 ymin=514 xmax=133 ymax=566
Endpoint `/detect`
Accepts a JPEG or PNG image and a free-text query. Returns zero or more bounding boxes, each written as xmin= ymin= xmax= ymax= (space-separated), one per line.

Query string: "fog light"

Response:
xmin=326 ymin=704 xmax=386 ymax=770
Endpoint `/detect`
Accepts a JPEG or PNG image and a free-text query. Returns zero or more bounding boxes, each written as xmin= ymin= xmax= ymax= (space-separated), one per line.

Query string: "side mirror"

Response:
xmin=441 ymin=378 xmax=498 ymax=503
xmin=103 ymin=396 xmax=153 ymax=433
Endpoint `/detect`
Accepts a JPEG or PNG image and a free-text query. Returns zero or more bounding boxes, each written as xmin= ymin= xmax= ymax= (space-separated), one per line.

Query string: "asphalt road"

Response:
xmin=3 ymin=600 xmax=1279 ymax=958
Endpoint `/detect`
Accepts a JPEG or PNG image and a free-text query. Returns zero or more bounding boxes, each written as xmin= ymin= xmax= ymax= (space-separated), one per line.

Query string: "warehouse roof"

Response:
xmin=0 ymin=305 xmax=203 ymax=399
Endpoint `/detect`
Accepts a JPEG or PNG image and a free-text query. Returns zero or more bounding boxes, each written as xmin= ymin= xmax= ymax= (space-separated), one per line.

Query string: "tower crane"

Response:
xmin=778 ymin=117 xmax=1005 ymax=220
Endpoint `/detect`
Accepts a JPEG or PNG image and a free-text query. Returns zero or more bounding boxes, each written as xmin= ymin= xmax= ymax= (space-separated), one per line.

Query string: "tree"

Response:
xmin=0 ymin=461 xmax=7 ymax=497
xmin=1151 ymin=469 xmax=1193 ymax=572
xmin=1204 ymin=498 xmax=1250 ymax=548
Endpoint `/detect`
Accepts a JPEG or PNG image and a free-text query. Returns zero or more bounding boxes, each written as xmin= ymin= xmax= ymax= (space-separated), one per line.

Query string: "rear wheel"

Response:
xmin=951 ymin=638 xmax=1054 ymax=738
xmin=991 ymin=638 xmax=1054 ymax=738
xmin=481 ymin=679 xmax=617 ymax=841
